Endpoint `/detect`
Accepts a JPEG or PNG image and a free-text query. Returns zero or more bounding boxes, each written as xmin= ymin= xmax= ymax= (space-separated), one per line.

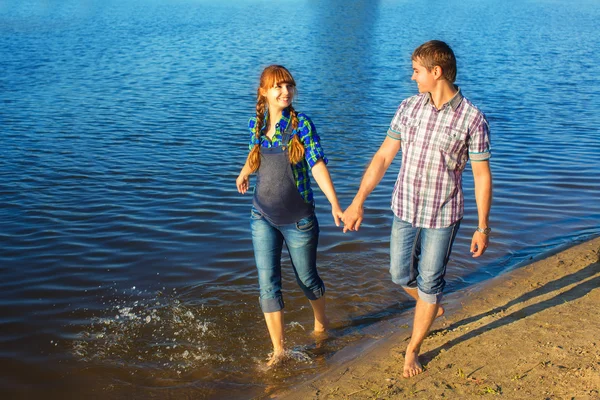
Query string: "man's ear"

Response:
xmin=433 ymin=65 xmax=443 ymax=80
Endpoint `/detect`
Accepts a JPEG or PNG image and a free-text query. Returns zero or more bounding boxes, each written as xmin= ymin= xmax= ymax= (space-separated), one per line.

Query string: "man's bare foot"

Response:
xmin=403 ymin=349 xmax=424 ymax=378
xmin=437 ymin=304 xmax=445 ymax=318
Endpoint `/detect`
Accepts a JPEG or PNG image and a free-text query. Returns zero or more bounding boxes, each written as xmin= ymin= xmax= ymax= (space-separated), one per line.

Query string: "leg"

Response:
xmin=402 ymin=286 xmax=445 ymax=318
xmin=403 ymin=220 xmax=461 ymax=378
xmin=403 ymin=299 xmax=439 ymax=377
xmin=251 ymin=208 xmax=286 ymax=363
xmin=264 ymin=310 xmax=285 ymax=366
xmin=309 ymin=297 xmax=328 ymax=332
xmin=282 ymin=214 xmax=328 ymax=332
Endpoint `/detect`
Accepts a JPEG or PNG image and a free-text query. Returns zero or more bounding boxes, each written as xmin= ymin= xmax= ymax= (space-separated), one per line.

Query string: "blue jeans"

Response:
xmin=390 ymin=216 xmax=461 ymax=304
xmin=250 ymin=207 xmax=325 ymax=313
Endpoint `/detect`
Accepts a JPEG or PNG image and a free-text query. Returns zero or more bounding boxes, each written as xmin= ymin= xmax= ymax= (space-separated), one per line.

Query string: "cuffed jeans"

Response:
xmin=390 ymin=216 xmax=461 ymax=304
xmin=250 ymin=207 xmax=325 ymax=313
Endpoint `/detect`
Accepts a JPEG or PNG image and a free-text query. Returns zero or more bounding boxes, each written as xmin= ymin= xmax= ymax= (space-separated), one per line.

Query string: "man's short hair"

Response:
xmin=412 ymin=40 xmax=457 ymax=83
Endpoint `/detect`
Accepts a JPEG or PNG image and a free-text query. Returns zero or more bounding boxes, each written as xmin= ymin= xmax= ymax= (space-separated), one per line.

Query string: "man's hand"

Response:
xmin=470 ymin=230 xmax=489 ymax=257
xmin=342 ymin=201 xmax=364 ymax=233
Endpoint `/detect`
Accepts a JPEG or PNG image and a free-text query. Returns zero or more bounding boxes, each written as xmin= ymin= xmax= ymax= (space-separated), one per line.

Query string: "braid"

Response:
xmin=287 ymin=105 xmax=305 ymax=165
xmin=248 ymin=93 xmax=266 ymax=172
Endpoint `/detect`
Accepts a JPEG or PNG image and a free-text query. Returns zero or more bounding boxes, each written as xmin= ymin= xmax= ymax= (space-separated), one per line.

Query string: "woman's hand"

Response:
xmin=236 ymin=174 xmax=249 ymax=194
xmin=331 ymin=205 xmax=343 ymax=227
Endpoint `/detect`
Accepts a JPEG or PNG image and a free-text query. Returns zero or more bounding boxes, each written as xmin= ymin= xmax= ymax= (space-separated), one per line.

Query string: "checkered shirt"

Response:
xmin=248 ymin=108 xmax=327 ymax=203
xmin=387 ymin=89 xmax=491 ymax=228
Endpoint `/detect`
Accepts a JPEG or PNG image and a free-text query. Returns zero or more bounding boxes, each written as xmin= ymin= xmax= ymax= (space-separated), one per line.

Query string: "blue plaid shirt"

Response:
xmin=248 ymin=108 xmax=327 ymax=203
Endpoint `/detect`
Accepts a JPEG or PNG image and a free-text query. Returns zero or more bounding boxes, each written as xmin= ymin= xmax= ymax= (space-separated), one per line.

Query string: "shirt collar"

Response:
xmin=425 ymin=86 xmax=463 ymax=111
xmin=260 ymin=107 xmax=292 ymax=133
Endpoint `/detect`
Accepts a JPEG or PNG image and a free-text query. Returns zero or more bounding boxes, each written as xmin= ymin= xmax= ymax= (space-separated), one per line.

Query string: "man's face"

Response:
xmin=411 ymin=59 xmax=437 ymax=93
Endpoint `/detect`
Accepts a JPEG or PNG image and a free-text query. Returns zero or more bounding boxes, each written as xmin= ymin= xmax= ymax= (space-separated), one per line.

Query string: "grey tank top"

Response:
xmin=252 ymin=122 xmax=314 ymax=225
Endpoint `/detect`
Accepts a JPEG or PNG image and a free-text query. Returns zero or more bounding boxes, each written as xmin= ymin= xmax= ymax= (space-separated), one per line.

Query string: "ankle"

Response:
xmin=406 ymin=344 xmax=421 ymax=354
xmin=272 ymin=347 xmax=285 ymax=356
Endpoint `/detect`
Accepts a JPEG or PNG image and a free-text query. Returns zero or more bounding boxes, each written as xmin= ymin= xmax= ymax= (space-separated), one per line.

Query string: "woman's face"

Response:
xmin=262 ymin=82 xmax=295 ymax=112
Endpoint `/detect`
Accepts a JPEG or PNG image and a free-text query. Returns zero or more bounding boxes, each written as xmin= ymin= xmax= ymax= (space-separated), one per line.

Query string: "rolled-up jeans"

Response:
xmin=390 ymin=216 xmax=461 ymax=304
xmin=250 ymin=207 xmax=325 ymax=313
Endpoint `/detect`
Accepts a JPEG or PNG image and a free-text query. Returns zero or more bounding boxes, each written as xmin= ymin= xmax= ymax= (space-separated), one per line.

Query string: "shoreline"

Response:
xmin=275 ymin=236 xmax=600 ymax=399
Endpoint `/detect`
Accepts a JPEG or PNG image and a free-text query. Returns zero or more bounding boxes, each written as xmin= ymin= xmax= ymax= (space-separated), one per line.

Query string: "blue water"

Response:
xmin=1 ymin=0 xmax=600 ymax=398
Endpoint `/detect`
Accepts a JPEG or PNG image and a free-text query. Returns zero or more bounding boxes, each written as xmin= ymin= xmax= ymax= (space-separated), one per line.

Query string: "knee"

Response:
xmin=417 ymin=288 xmax=442 ymax=304
xmin=416 ymin=276 xmax=445 ymax=304
xmin=304 ymin=284 xmax=325 ymax=301
xmin=296 ymin=274 xmax=325 ymax=300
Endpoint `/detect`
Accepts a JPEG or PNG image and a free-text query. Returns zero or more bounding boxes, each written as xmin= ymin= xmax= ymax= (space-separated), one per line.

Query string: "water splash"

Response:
xmin=72 ymin=290 xmax=234 ymax=374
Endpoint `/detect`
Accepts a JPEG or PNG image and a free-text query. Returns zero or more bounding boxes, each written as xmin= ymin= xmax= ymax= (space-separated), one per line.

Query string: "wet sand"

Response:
xmin=277 ymin=237 xmax=600 ymax=399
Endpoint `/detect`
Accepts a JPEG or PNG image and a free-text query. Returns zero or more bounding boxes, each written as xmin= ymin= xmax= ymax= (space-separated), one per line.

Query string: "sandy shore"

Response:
xmin=277 ymin=237 xmax=600 ymax=399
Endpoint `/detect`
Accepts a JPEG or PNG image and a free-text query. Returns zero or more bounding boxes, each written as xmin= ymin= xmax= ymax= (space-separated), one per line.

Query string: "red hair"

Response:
xmin=247 ymin=65 xmax=304 ymax=172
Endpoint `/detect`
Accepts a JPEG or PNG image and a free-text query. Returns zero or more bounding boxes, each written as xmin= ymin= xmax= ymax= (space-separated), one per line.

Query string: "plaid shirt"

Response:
xmin=248 ymin=108 xmax=327 ymax=203
xmin=387 ymin=89 xmax=491 ymax=228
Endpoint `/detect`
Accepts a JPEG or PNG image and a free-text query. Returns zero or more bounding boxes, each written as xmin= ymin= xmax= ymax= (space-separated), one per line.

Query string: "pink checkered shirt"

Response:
xmin=387 ymin=89 xmax=491 ymax=228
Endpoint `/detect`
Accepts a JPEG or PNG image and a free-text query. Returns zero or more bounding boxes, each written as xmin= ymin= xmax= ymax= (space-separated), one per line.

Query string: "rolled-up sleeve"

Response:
xmin=468 ymin=115 xmax=491 ymax=161
xmin=248 ymin=117 xmax=259 ymax=151
xmin=297 ymin=114 xmax=328 ymax=168
xmin=387 ymin=99 xmax=408 ymax=140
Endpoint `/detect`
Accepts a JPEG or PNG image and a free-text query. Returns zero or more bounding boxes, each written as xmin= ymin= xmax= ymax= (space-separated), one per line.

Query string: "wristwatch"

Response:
xmin=476 ymin=227 xmax=491 ymax=235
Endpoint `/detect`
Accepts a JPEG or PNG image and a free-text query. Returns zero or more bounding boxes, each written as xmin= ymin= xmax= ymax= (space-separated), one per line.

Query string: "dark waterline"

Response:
xmin=1 ymin=0 xmax=600 ymax=398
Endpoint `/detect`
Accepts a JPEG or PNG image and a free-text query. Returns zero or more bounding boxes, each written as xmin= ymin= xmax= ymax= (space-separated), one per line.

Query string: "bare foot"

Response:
xmin=266 ymin=350 xmax=286 ymax=368
xmin=403 ymin=349 xmax=424 ymax=378
xmin=314 ymin=316 xmax=329 ymax=333
xmin=437 ymin=304 xmax=445 ymax=318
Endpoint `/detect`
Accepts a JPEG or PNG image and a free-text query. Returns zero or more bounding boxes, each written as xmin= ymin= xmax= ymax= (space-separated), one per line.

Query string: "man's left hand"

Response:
xmin=470 ymin=230 xmax=489 ymax=257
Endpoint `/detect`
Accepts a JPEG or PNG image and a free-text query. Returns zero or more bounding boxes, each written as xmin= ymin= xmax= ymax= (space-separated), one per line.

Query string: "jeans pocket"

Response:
xmin=250 ymin=207 xmax=263 ymax=220
xmin=295 ymin=214 xmax=315 ymax=232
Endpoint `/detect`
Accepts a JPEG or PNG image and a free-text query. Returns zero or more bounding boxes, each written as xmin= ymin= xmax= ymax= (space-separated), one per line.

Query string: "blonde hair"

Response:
xmin=412 ymin=40 xmax=457 ymax=83
xmin=248 ymin=65 xmax=305 ymax=172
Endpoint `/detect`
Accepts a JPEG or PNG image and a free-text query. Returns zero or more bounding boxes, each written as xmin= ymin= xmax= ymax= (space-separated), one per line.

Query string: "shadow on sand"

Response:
xmin=422 ymin=260 xmax=600 ymax=364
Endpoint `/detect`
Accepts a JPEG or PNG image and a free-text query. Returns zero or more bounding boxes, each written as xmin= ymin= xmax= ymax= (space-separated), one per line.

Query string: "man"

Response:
xmin=342 ymin=40 xmax=492 ymax=378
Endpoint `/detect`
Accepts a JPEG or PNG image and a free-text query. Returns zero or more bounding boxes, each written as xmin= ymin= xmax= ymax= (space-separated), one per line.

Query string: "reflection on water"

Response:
xmin=1 ymin=0 xmax=600 ymax=398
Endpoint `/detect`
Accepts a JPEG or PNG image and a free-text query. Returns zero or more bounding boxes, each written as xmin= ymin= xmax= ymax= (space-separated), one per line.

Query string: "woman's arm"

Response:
xmin=311 ymin=159 xmax=342 ymax=226
xmin=236 ymin=156 xmax=253 ymax=194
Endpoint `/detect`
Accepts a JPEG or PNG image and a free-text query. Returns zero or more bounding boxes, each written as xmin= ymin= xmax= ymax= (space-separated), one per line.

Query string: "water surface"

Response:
xmin=1 ymin=0 xmax=600 ymax=398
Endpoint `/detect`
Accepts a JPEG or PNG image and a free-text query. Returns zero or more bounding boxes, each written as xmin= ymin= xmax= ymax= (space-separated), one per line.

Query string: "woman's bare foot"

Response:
xmin=314 ymin=316 xmax=329 ymax=333
xmin=266 ymin=350 xmax=286 ymax=368
xmin=402 ymin=349 xmax=424 ymax=378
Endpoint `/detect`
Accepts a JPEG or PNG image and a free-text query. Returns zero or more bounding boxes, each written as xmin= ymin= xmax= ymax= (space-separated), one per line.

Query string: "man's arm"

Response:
xmin=343 ymin=136 xmax=401 ymax=233
xmin=470 ymin=160 xmax=492 ymax=257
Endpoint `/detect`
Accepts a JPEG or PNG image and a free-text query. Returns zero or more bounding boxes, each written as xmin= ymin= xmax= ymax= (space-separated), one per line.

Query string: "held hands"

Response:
xmin=470 ymin=230 xmax=489 ymax=257
xmin=341 ymin=201 xmax=364 ymax=233
xmin=236 ymin=174 xmax=249 ymax=194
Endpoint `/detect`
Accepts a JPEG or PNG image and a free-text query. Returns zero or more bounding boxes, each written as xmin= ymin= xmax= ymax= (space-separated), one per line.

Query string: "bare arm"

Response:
xmin=470 ymin=160 xmax=492 ymax=257
xmin=311 ymin=160 xmax=343 ymax=226
xmin=343 ymin=136 xmax=401 ymax=233
xmin=236 ymin=156 xmax=253 ymax=194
